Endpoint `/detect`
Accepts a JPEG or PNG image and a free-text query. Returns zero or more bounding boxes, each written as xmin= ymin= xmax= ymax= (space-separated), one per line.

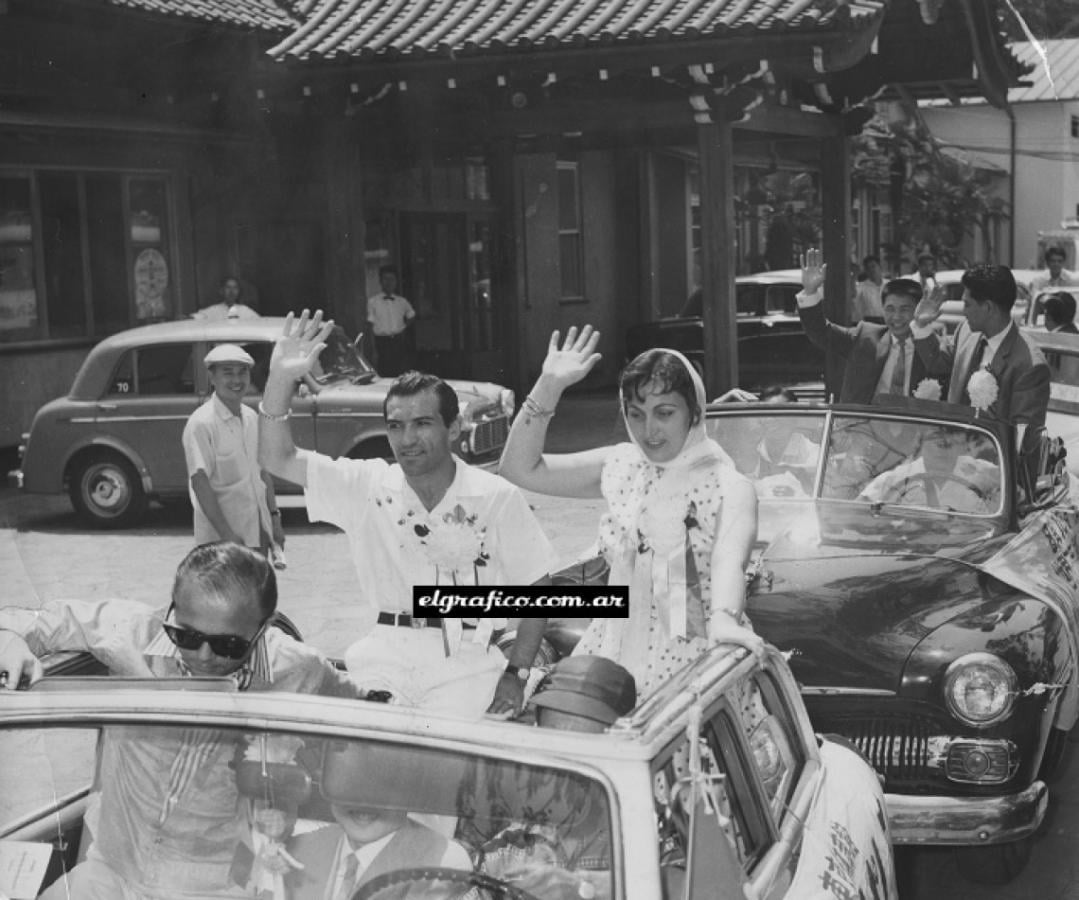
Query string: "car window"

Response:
xmin=708 ymin=413 xmax=824 ymax=500
xmin=764 ymin=284 xmax=798 ymax=315
xmin=3 ymin=721 xmax=615 ymax=900
xmin=108 ymin=345 xmax=196 ymax=396
xmin=736 ymin=285 xmax=761 ymax=317
xmin=824 ymin=416 xmax=1003 ymax=514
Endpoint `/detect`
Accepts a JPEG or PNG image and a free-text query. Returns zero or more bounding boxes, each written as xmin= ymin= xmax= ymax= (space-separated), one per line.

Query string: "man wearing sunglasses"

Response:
xmin=0 ymin=542 xmax=366 ymax=900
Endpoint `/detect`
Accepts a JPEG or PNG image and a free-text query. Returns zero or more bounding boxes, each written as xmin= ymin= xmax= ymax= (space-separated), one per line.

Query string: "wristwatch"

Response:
xmin=504 ymin=664 xmax=531 ymax=681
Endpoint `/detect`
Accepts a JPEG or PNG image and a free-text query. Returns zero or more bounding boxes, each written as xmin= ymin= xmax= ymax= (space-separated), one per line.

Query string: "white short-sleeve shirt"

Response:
xmin=366 ymin=292 xmax=416 ymax=336
xmin=182 ymin=395 xmax=270 ymax=546
xmin=305 ymin=453 xmax=557 ymax=630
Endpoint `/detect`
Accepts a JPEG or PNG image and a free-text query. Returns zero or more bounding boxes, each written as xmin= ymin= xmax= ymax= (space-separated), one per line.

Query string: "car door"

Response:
xmin=95 ymin=342 xmax=202 ymax=493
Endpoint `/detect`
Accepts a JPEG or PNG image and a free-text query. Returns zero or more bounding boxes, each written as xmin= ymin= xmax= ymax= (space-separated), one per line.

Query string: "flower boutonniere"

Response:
xmin=412 ymin=503 xmax=489 ymax=570
xmin=967 ymin=366 xmax=999 ymax=413
xmin=913 ymin=378 xmax=943 ymax=401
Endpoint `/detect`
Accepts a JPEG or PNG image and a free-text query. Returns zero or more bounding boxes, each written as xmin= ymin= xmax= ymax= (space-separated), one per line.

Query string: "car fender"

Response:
xmin=63 ymin=435 xmax=155 ymax=496
xmin=978 ymin=506 xmax=1079 ymax=728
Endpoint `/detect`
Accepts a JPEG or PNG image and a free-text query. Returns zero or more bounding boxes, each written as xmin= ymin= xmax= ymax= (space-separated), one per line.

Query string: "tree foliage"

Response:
xmin=850 ymin=112 xmax=1007 ymax=268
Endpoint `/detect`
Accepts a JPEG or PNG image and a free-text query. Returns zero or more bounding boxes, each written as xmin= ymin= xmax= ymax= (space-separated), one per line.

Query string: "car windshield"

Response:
xmin=708 ymin=410 xmax=1004 ymax=516
xmin=0 ymin=721 xmax=614 ymax=900
xmin=310 ymin=326 xmax=376 ymax=385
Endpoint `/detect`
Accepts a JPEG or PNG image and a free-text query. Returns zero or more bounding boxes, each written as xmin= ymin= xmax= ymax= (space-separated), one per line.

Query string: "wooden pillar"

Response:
xmin=820 ymin=128 xmax=851 ymax=402
xmin=698 ymin=119 xmax=738 ymax=398
xmin=487 ymin=138 xmax=520 ymax=393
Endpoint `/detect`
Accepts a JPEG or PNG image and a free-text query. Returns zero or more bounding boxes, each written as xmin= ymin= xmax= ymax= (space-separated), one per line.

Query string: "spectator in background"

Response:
xmin=193 ymin=276 xmax=260 ymax=321
xmin=851 ymin=254 xmax=885 ymax=323
xmin=366 ymin=265 xmax=416 ymax=376
xmin=1032 ymin=245 xmax=1079 ymax=293
xmin=183 ymin=344 xmax=284 ymax=562
xmin=915 ymin=252 xmax=937 ymax=295
xmin=1043 ymin=292 xmax=1078 ymax=334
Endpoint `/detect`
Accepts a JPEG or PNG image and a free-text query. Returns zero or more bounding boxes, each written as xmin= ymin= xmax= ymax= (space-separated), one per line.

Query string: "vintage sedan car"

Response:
xmin=700 ymin=398 xmax=1077 ymax=884
xmin=624 ymin=271 xmax=826 ymax=399
xmin=0 ymin=642 xmax=895 ymax=900
xmin=1029 ymin=328 xmax=1079 ymax=486
xmin=12 ymin=318 xmax=514 ymax=527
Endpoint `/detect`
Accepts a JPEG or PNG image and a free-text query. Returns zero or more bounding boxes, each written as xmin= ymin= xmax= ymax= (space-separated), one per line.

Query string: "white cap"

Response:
xmin=204 ymin=343 xmax=255 ymax=368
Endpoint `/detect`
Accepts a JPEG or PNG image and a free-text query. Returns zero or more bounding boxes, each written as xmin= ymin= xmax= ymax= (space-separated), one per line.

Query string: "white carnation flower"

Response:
xmin=913 ymin=378 xmax=942 ymax=401
xmin=967 ymin=368 xmax=999 ymax=411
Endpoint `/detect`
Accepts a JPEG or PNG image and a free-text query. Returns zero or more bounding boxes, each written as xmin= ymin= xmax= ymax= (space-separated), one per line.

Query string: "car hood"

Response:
xmin=747 ymin=501 xmax=1012 ymax=690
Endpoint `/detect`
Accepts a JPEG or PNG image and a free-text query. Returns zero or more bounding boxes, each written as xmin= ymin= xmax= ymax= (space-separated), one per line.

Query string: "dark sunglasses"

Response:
xmin=162 ymin=602 xmax=270 ymax=660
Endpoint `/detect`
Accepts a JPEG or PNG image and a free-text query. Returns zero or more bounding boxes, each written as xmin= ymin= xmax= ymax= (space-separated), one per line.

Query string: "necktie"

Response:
xmin=962 ymin=336 xmax=989 ymax=404
xmin=889 ymin=336 xmax=907 ymax=395
xmin=336 ymin=852 xmax=360 ymax=900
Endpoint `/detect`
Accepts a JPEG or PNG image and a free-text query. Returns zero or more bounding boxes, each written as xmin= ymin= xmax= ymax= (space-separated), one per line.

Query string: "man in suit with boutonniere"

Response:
xmin=910 ymin=264 xmax=1050 ymax=450
xmin=795 ymin=248 xmax=939 ymax=404
xmin=259 ymin=311 xmax=556 ymax=720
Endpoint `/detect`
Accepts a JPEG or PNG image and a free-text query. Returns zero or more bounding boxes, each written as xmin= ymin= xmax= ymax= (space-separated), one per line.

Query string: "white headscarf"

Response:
xmin=614 ymin=349 xmax=734 ymax=642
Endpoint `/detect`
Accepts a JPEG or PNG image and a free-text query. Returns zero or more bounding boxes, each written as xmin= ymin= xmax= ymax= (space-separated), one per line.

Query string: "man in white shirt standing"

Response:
xmin=851 ymin=254 xmax=885 ymax=322
xmin=182 ymin=344 xmax=284 ymax=556
xmin=1031 ymin=245 xmax=1079 ymax=294
xmin=259 ymin=310 xmax=554 ymax=719
xmin=367 ymin=265 xmax=416 ymax=376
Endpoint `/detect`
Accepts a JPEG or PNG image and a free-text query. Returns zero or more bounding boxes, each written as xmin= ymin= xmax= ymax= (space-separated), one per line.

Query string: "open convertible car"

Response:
xmin=0 ymin=644 xmax=894 ymax=900
xmin=702 ymin=397 xmax=1077 ymax=884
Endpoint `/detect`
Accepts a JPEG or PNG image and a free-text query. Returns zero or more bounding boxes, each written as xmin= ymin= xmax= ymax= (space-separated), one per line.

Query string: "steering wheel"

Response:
xmin=888 ymin=473 xmax=986 ymax=507
xmin=353 ymin=867 xmax=545 ymax=900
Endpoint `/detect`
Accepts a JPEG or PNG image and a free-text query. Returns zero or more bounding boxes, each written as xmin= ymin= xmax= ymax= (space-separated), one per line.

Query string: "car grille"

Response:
xmin=843 ymin=716 xmax=932 ymax=781
xmin=471 ymin=415 xmax=509 ymax=456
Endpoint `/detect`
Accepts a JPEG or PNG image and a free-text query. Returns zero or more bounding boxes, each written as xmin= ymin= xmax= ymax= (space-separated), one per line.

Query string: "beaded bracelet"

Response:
xmin=257 ymin=402 xmax=291 ymax=422
xmin=521 ymin=395 xmax=556 ymax=420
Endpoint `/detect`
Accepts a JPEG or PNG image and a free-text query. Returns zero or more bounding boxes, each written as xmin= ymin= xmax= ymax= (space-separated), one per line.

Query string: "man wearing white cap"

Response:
xmin=182 ymin=343 xmax=285 ymax=555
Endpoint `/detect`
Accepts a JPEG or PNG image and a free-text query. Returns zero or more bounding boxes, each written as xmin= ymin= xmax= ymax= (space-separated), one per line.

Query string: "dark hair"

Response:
xmin=863 ymin=254 xmax=881 ymax=267
xmin=383 ymin=371 xmax=460 ymax=426
xmin=219 ymin=275 xmax=243 ymax=294
xmin=173 ymin=542 xmax=277 ymax=618
xmin=961 ymin=264 xmax=1017 ymax=313
xmin=760 ymin=385 xmax=798 ymax=403
xmin=379 ymin=265 xmax=399 ymax=278
xmin=1045 ymin=245 xmax=1067 ymax=263
xmin=620 ymin=350 xmax=700 ymax=424
xmin=1044 ymin=292 xmax=1077 ymax=326
xmin=882 ymin=278 xmax=923 ymax=304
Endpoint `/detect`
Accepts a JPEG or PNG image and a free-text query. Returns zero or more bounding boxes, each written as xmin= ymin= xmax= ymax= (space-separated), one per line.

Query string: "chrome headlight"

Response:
xmin=500 ymin=388 xmax=515 ymax=417
xmin=943 ymin=653 xmax=1017 ymax=727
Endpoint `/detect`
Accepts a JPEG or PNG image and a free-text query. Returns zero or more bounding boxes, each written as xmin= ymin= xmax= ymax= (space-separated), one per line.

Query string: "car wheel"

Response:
xmin=68 ymin=451 xmax=148 ymax=528
xmin=350 ymin=437 xmax=394 ymax=461
xmin=953 ymin=835 xmax=1033 ymax=885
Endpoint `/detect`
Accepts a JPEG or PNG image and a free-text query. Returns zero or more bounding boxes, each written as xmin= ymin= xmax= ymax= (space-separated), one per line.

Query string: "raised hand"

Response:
xmin=270 ymin=310 xmax=335 ymax=382
xmin=800 ymin=248 xmax=827 ymax=294
xmin=541 ymin=325 xmax=603 ymax=390
xmin=914 ymin=280 xmax=946 ymax=328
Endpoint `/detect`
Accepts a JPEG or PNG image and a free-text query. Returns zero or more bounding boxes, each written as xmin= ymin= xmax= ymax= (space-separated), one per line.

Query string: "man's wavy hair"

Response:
xmin=173 ymin=542 xmax=277 ymax=617
xmin=961 ymin=264 xmax=1017 ymax=314
xmin=620 ymin=350 xmax=700 ymax=425
xmin=384 ymin=371 xmax=460 ymax=427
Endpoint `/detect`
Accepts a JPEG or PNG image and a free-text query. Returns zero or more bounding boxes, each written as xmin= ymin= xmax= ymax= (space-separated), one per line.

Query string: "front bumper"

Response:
xmin=887 ymin=780 xmax=1047 ymax=845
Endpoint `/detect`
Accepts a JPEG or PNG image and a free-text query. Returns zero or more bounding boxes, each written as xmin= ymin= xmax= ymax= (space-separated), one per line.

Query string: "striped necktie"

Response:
xmin=889 ymin=336 xmax=907 ymax=395
xmin=961 ymin=336 xmax=989 ymax=404
xmin=335 ymin=851 xmax=360 ymax=900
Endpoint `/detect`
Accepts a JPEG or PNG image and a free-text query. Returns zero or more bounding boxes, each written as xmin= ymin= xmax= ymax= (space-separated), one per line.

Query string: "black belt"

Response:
xmin=377 ymin=612 xmax=475 ymax=629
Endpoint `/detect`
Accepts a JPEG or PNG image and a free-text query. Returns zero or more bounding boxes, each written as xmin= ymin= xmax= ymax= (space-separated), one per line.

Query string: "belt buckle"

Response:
xmin=411 ymin=616 xmax=426 ymax=629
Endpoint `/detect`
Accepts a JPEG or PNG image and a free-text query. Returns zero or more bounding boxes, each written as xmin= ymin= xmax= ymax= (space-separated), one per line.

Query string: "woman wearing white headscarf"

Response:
xmin=499 ymin=325 xmax=761 ymax=694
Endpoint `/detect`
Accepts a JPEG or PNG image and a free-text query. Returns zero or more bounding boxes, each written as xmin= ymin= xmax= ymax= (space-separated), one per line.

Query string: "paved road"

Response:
xmin=3 ymin=394 xmax=1079 ymax=898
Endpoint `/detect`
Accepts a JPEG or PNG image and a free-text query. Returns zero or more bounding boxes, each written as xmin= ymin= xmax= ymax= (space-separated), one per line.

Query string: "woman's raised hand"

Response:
xmin=270 ymin=310 xmax=335 ymax=382
xmin=541 ymin=325 xmax=603 ymax=389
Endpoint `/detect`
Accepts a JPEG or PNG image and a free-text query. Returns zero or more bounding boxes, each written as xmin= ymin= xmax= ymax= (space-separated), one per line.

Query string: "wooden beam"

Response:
xmin=820 ymin=129 xmax=851 ymax=402
xmin=735 ymin=102 xmax=842 ymax=139
xmin=698 ymin=119 xmax=738 ymax=398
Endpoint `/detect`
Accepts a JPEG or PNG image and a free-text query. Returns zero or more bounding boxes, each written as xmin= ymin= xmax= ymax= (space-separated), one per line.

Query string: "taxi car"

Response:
xmin=0 ymin=643 xmax=895 ymax=900
xmin=12 ymin=318 xmax=514 ymax=527
xmin=701 ymin=398 xmax=1077 ymax=885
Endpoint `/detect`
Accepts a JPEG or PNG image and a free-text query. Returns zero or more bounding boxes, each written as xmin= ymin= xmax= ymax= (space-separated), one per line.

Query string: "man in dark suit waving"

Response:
xmin=911 ymin=263 xmax=1050 ymax=449
xmin=796 ymin=248 xmax=938 ymax=403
